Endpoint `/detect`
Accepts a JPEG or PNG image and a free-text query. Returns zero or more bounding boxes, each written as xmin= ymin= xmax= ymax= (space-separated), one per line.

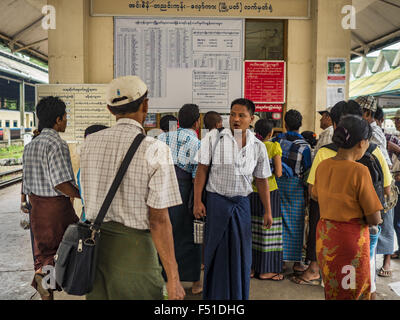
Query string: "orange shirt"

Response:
xmin=312 ymin=158 xmax=383 ymax=222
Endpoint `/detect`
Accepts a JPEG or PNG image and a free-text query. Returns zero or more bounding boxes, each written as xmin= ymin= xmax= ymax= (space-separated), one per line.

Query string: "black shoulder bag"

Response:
xmin=54 ymin=133 xmax=145 ymax=296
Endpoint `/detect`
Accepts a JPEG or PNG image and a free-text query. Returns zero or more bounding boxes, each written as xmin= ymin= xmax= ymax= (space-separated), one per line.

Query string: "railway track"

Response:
xmin=0 ymin=169 xmax=22 ymax=189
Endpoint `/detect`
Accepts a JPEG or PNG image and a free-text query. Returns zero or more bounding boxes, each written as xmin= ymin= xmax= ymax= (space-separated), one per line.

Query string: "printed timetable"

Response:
xmin=114 ymin=17 xmax=244 ymax=112
xmin=36 ymin=84 xmax=114 ymax=143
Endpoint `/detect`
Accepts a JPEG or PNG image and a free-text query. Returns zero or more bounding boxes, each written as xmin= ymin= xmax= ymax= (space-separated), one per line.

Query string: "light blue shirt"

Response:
xmin=158 ymin=128 xmax=200 ymax=179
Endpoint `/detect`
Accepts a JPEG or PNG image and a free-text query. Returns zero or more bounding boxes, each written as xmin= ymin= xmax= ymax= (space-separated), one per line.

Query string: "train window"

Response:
xmin=13 ymin=121 xmax=18 ymax=127
xmin=5 ymin=120 xmax=10 ymax=128
xmin=30 ymin=121 xmax=33 ymax=127
xmin=0 ymin=120 xmax=2 ymax=127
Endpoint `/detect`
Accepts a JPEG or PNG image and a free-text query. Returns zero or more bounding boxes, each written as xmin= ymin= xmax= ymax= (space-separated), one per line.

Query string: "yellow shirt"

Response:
xmin=253 ymin=141 xmax=282 ymax=192
xmin=307 ymin=146 xmax=392 ymax=187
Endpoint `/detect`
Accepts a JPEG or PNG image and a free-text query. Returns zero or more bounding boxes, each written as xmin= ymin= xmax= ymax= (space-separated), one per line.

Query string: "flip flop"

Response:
xmin=290 ymin=274 xmax=322 ymax=286
xmin=254 ymin=273 xmax=284 ymax=281
xmin=391 ymin=251 xmax=400 ymax=259
xmin=377 ymin=267 xmax=392 ymax=277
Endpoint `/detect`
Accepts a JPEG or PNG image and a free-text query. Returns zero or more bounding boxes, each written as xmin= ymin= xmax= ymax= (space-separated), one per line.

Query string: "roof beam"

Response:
xmin=379 ymin=0 xmax=400 ymax=9
xmin=352 ymin=29 xmax=400 ymax=53
xmin=0 ymin=32 xmax=48 ymax=62
xmin=351 ymin=32 xmax=370 ymax=54
xmin=13 ymin=38 xmax=48 ymax=53
xmin=10 ymin=16 xmax=44 ymax=46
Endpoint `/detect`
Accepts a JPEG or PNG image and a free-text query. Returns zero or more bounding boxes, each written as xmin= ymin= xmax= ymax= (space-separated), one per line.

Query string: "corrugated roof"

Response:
xmin=350 ymin=66 xmax=400 ymax=98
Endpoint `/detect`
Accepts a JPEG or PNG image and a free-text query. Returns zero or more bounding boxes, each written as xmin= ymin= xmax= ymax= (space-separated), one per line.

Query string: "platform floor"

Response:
xmin=1 ymin=183 xmax=399 ymax=300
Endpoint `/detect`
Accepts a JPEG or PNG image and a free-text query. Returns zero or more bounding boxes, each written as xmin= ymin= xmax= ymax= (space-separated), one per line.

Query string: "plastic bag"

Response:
xmin=19 ymin=212 xmax=30 ymax=230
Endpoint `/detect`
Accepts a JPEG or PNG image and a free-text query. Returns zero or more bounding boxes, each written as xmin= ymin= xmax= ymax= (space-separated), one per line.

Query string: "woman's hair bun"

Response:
xmin=332 ymin=126 xmax=350 ymax=148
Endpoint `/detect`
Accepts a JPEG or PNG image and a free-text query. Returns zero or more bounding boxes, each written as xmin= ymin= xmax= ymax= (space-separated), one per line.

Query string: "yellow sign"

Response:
xmin=91 ymin=0 xmax=310 ymax=19
xmin=36 ymin=84 xmax=115 ymax=143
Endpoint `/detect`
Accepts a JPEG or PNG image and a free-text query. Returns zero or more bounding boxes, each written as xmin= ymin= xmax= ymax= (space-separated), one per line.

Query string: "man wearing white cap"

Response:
xmin=80 ymin=76 xmax=185 ymax=300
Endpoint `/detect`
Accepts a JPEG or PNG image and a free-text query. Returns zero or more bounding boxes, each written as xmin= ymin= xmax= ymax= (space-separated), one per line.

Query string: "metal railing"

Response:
xmin=0 ymin=168 xmax=22 ymax=189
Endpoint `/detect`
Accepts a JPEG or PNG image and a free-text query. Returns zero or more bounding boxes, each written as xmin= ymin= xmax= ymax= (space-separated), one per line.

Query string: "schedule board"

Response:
xmin=36 ymin=84 xmax=114 ymax=143
xmin=244 ymin=60 xmax=286 ymax=104
xmin=114 ymin=17 xmax=244 ymax=112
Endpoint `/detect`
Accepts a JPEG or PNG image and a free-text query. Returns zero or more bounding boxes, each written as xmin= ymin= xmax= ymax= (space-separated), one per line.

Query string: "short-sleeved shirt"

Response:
xmin=195 ymin=128 xmax=271 ymax=198
xmin=253 ymin=141 xmax=282 ymax=192
xmin=370 ymin=121 xmax=391 ymax=166
xmin=158 ymin=128 xmax=200 ymax=179
xmin=307 ymin=145 xmax=392 ymax=187
xmin=80 ymin=118 xmax=182 ymax=230
xmin=314 ymin=126 xmax=333 ymax=156
xmin=22 ymin=128 xmax=76 ymax=197
xmin=312 ymin=158 xmax=383 ymax=222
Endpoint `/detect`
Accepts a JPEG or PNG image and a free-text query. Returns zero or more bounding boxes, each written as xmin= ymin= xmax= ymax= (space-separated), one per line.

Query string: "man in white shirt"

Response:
xmin=193 ymin=98 xmax=272 ymax=300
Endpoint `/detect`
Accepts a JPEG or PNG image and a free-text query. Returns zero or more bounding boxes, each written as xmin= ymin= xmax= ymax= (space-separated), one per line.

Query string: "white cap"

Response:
xmin=106 ymin=76 xmax=148 ymax=107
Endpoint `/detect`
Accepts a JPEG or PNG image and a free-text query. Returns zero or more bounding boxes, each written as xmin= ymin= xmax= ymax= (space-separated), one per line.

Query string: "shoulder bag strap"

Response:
xmin=92 ymin=133 xmax=146 ymax=231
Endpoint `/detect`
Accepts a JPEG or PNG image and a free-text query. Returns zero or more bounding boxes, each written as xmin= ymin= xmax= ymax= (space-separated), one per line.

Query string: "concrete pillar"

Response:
xmin=19 ymin=81 xmax=25 ymax=134
xmin=287 ymin=0 xmax=351 ymax=133
xmin=311 ymin=0 xmax=352 ymax=133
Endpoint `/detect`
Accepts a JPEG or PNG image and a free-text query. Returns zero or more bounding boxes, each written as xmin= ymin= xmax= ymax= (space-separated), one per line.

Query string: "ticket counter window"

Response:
xmin=245 ymin=20 xmax=284 ymax=60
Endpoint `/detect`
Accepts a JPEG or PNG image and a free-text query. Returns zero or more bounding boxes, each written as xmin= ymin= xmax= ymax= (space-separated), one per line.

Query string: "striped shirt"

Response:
xmin=158 ymin=128 xmax=200 ymax=179
xmin=22 ymin=128 xmax=76 ymax=197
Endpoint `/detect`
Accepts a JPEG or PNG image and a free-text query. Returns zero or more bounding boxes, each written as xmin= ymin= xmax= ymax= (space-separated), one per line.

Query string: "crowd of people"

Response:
xmin=21 ymin=75 xmax=400 ymax=300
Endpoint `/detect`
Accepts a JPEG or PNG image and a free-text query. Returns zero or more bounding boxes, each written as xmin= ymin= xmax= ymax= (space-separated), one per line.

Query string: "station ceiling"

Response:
xmin=0 ymin=0 xmax=399 ymax=63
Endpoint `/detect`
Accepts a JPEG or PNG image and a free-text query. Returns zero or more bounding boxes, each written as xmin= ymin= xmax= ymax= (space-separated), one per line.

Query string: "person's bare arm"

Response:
xmin=273 ymin=155 xmax=282 ymax=178
xmin=149 ymin=207 xmax=185 ymax=300
xmin=384 ymin=186 xmax=390 ymax=198
xmin=365 ymin=211 xmax=383 ymax=226
xmin=193 ymin=164 xmax=209 ymax=219
xmin=55 ymin=182 xmax=81 ymax=198
xmin=309 ymin=183 xmax=318 ymax=202
xmin=254 ymin=177 xmax=272 ymax=228
xmin=387 ymin=141 xmax=400 ymax=156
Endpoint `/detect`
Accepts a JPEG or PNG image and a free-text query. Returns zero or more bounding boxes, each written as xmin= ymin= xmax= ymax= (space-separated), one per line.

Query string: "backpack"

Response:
xmin=323 ymin=142 xmax=385 ymax=208
xmin=273 ymin=134 xmax=305 ymax=179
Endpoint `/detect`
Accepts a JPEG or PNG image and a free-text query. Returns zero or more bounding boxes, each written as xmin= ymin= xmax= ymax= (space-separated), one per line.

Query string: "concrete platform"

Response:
xmin=1 ymin=183 xmax=399 ymax=300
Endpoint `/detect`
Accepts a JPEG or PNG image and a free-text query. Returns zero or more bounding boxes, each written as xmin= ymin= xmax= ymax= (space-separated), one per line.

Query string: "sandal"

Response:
xmin=391 ymin=251 xmax=400 ymax=259
xmin=255 ymin=273 xmax=284 ymax=281
xmin=377 ymin=267 xmax=392 ymax=277
xmin=290 ymin=274 xmax=322 ymax=286
xmin=34 ymin=273 xmax=51 ymax=297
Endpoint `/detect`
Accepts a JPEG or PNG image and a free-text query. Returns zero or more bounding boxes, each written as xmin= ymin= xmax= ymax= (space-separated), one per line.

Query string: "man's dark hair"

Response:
xmin=230 ymin=98 xmax=255 ymax=116
xmin=160 ymin=115 xmax=178 ymax=132
xmin=204 ymin=111 xmax=222 ymax=130
xmin=375 ymin=106 xmax=384 ymax=122
xmin=330 ymin=100 xmax=362 ymax=126
xmin=108 ymin=92 xmax=148 ymax=115
xmin=178 ymin=104 xmax=200 ymax=128
xmin=36 ymin=96 xmax=66 ymax=129
xmin=84 ymin=124 xmax=109 ymax=138
xmin=284 ymin=109 xmax=302 ymax=131
xmin=254 ymin=119 xmax=274 ymax=140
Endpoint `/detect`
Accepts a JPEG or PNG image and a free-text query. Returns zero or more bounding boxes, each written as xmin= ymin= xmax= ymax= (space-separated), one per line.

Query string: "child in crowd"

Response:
xmin=251 ymin=119 xmax=284 ymax=281
xmin=203 ymin=111 xmax=223 ymax=131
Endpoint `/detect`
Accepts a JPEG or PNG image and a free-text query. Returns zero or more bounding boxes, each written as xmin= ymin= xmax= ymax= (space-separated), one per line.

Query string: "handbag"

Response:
xmin=54 ymin=133 xmax=145 ymax=296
